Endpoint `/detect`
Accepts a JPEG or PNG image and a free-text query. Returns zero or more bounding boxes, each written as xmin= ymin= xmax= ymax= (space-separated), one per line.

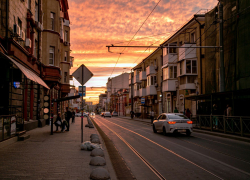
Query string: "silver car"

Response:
xmin=153 ymin=113 xmax=193 ymax=136
xmin=103 ymin=112 xmax=112 ymax=118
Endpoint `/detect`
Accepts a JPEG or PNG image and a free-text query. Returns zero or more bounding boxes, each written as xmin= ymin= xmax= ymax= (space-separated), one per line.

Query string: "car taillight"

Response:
xmin=187 ymin=121 xmax=193 ymax=124
xmin=167 ymin=121 xmax=176 ymax=124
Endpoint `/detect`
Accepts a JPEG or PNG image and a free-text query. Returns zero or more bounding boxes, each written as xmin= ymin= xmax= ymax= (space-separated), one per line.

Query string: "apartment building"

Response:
xmin=130 ymin=48 xmax=163 ymax=118
xmin=161 ymin=13 xmax=205 ymax=115
xmin=0 ymin=0 xmax=49 ymax=136
xmin=41 ymin=0 xmax=73 ymax=117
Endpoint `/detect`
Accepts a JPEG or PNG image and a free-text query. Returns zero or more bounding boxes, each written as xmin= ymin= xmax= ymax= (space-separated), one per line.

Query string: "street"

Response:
xmin=93 ymin=115 xmax=250 ymax=180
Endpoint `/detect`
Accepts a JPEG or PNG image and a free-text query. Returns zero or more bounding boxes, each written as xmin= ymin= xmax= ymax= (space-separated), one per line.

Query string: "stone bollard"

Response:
xmin=89 ymin=156 xmax=106 ymax=166
xmin=90 ymin=148 xmax=104 ymax=157
xmin=90 ymin=168 xmax=110 ymax=180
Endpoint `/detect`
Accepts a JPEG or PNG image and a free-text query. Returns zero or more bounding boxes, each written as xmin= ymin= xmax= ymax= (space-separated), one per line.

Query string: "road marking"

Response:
xmin=97 ymin=117 xmax=228 ymax=179
xmin=96 ymin=119 xmax=166 ymax=180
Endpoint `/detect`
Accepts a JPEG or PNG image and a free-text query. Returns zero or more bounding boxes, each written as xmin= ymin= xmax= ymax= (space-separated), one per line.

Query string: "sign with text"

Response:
xmin=141 ymin=98 xmax=145 ymax=104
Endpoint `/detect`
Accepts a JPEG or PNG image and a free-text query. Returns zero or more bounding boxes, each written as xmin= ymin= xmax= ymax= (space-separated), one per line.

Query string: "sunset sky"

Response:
xmin=68 ymin=0 xmax=218 ymax=104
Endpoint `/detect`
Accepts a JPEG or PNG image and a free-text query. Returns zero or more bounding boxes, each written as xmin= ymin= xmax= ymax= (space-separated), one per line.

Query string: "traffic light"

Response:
xmin=43 ymin=95 xmax=50 ymax=124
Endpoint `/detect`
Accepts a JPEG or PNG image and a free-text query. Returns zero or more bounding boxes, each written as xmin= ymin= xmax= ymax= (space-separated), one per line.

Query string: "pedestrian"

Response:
xmin=54 ymin=113 xmax=62 ymax=131
xmin=213 ymin=104 xmax=218 ymax=129
xmin=174 ymin=107 xmax=179 ymax=113
xmin=150 ymin=110 xmax=155 ymax=124
xmin=226 ymin=104 xmax=232 ymax=117
xmin=71 ymin=110 xmax=75 ymax=123
xmin=185 ymin=108 xmax=192 ymax=119
xmin=130 ymin=110 xmax=134 ymax=119
xmin=65 ymin=107 xmax=72 ymax=131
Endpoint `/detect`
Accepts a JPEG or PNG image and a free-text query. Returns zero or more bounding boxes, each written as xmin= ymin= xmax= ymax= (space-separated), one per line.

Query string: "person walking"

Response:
xmin=54 ymin=113 xmax=62 ymax=132
xmin=150 ymin=110 xmax=155 ymax=124
xmin=185 ymin=108 xmax=192 ymax=119
xmin=71 ymin=110 xmax=75 ymax=123
xmin=130 ymin=110 xmax=134 ymax=119
xmin=174 ymin=107 xmax=179 ymax=113
xmin=226 ymin=104 xmax=232 ymax=117
xmin=65 ymin=107 xmax=72 ymax=131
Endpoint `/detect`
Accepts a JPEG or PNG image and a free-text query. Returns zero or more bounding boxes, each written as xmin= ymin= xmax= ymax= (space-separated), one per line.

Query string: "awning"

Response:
xmin=0 ymin=52 xmax=50 ymax=89
xmin=52 ymin=95 xmax=80 ymax=102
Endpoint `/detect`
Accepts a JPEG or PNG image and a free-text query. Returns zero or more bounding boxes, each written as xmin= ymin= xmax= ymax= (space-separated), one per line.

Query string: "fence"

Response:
xmin=192 ymin=115 xmax=250 ymax=137
xmin=0 ymin=115 xmax=17 ymax=142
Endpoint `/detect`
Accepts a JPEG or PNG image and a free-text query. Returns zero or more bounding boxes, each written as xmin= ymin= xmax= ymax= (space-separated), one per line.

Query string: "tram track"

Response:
xmin=95 ymin=116 xmax=225 ymax=180
xmin=110 ymin=116 xmax=250 ymax=167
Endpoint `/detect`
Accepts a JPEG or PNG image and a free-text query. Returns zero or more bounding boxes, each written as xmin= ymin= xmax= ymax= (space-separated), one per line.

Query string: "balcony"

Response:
xmin=139 ymin=71 xmax=146 ymax=81
xmin=139 ymin=88 xmax=146 ymax=97
xmin=42 ymin=65 xmax=61 ymax=82
xmin=146 ymin=85 xmax=157 ymax=96
xmin=162 ymin=80 xmax=178 ymax=92
xmin=178 ymin=43 xmax=197 ymax=61
xmin=163 ymin=53 xmax=178 ymax=65
xmin=60 ymin=83 xmax=70 ymax=95
xmin=146 ymin=66 xmax=156 ymax=76
xmin=134 ymin=90 xmax=139 ymax=97
xmin=133 ymin=74 xmax=141 ymax=83
xmin=179 ymin=83 xmax=196 ymax=90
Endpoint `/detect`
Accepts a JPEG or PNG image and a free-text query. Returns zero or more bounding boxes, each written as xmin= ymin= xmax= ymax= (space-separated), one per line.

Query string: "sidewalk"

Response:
xmin=118 ymin=116 xmax=250 ymax=143
xmin=0 ymin=117 xmax=116 ymax=180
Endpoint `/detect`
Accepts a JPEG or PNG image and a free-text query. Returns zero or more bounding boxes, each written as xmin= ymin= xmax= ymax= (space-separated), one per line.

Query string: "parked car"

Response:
xmin=153 ymin=113 xmax=193 ymax=136
xmin=103 ymin=112 xmax=112 ymax=118
xmin=75 ymin=112 xmax=88 ymax=117
xmin=90 ymin=112 xmax=95 ymax=116
xmin=112 ymin=111 xmax=118 ymax=116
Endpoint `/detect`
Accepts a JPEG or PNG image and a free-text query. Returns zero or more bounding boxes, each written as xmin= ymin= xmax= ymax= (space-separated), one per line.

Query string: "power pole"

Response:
xmin=219 ymin=1 xmax=225 ymax=92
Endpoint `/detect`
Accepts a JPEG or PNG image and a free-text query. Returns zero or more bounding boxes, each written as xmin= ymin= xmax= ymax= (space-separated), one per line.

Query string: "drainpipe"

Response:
xmin=195 ymin=17 xmax=203 ymax=95
xmin=5 ymin=0 xmax=9 ymax=50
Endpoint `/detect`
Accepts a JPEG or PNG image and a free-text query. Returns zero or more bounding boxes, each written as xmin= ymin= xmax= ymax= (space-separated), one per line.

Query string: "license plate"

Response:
xmin=178 ymin=130 xmax=186 ymax=133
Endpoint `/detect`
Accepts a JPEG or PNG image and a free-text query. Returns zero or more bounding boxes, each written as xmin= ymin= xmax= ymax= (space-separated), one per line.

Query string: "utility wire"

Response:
xmin=109 ymin=0 xmax=162 ymax=78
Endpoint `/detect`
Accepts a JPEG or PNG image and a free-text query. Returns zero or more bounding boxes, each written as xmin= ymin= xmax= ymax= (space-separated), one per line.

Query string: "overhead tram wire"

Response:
xmin=109 ymin=0 xmax=162 ymax=78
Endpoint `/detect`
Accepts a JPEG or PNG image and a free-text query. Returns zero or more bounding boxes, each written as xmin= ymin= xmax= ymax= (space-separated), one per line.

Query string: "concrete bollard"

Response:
xmin=89 ymin=156 xmax=106 ymax=166
xmin=90 ymin=148 xmax=104 ymax=157
xmin=90 ymin=168 xmax=110 ymax=180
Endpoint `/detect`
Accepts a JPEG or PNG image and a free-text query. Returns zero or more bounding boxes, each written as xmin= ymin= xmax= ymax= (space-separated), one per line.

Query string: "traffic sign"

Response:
xmin=79 ymin=86 xmax=86 ymax=92
xmin=79 ymin=92 xmax=86 ymax=97
xmin=72 ymin=64 xmax=93 ymax=85
xmin=141 ymin=98 xmax=145 ymax=104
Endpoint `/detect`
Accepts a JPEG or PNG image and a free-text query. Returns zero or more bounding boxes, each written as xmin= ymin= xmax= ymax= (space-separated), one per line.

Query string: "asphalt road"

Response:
xmin=93 ymin=115 xmax=250 ymax=180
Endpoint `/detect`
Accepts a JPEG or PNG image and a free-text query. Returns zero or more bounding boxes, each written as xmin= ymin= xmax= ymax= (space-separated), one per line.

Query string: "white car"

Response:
xmin=103 ymin=112 xmax=112 ymax=118
xmin=75 ymin=112 xmax=88 ymax=117
xmin=153 ymin=113 xmax=193 ymax=136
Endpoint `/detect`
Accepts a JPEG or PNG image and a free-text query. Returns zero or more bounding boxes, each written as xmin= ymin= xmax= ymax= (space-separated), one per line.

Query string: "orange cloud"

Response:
xmin=68 ymin=0 xmax=218 ymax=103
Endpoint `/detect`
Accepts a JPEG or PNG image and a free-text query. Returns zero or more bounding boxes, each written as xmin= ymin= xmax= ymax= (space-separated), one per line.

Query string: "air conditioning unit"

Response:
xmin=13 ymin=24 xmax=21 ymax=36
xmin=18 ymin=30 xmax=25 ymax=41
xmin=25 ymin=38 xmax=31 ymax=48
xmin=154 ymin=83 xmax=158 ymax=87
xmin=64 ymin=41 xmax=68 ymax=46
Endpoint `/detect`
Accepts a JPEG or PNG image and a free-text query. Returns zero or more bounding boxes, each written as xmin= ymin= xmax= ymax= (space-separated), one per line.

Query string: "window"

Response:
xmin=64 ymin=72 xmax=67 ymax=83
xmin=163 ymin=68 xmax=168 ymax=80
xmin=174 ymin=66 xmax=177 ymax=78
xmin=192 ymin=61 xmax=197 ymax=73
xmin=191 ymin=32 xmax=195 ymax=43
xmin=186 ymin=60 xmax=191 ymax=73
xmin=35 ymin=2 xmax=39 ymax=22
xmin=187 ymin=76 xmax=196 ymax=83
xmin=28 ymin=0 xmax=31 ymax=9
xmin=64 ymin=51 xmax=68 ymax=62
xmin=34 ymin=40 xmax=38 ymax=58
xmin=50 ymin=12 xmax=55 ymax=30
xmin=161 ymin=115 xmax=166 ymax=119
xmin=49 ymin=46 xmax=55 ymax=65
xmin=186 ymin=60 xmax=197 ymax=74
xmin=147 ymin=75 xmax=156 ymax=86
xmin=64 ymin=31 xmax=68 ymax=42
